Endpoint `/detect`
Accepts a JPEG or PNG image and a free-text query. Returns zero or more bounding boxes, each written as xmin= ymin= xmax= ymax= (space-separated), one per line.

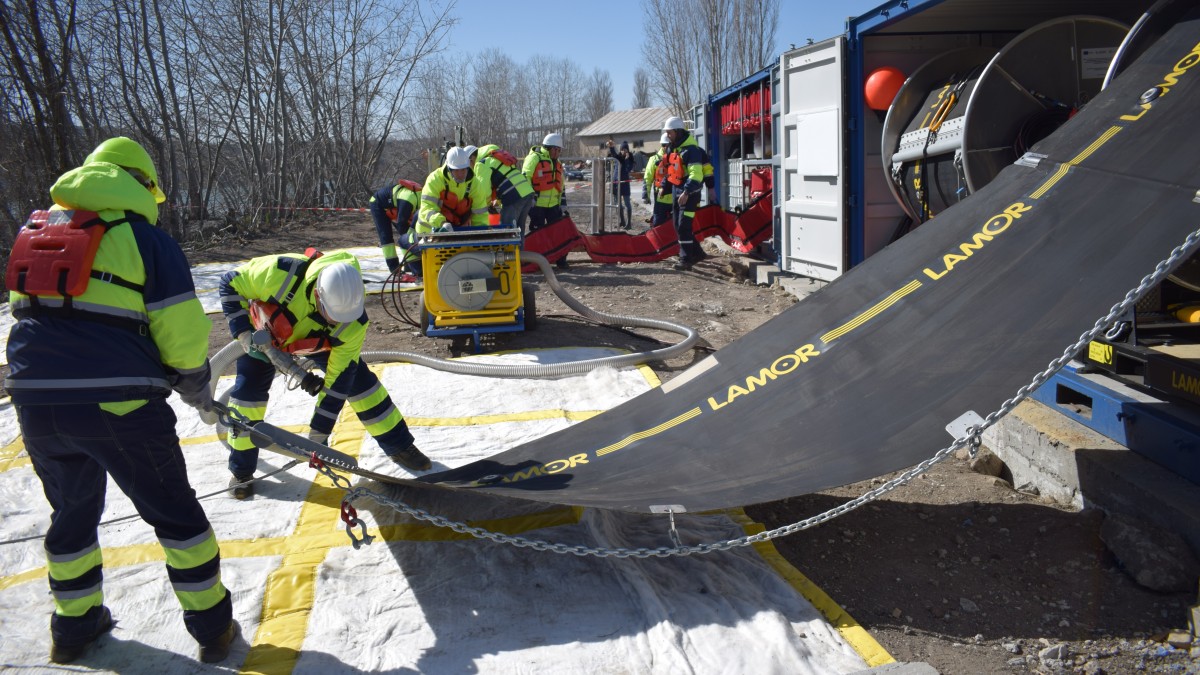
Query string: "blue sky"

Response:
xmin=449 ymin=0 xmax=886 ymax=108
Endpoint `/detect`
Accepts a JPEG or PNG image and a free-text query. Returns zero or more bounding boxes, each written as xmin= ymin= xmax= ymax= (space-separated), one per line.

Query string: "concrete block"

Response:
xmin=746 ymin=260 xmax=780 ymax=286
xmin=981 ymin=400 xmax=1098 ymax=508
xmin=985 ymin=400 xmax=1200 ymax=553
xmin=779 ymin=274 xmax=827 ymax=301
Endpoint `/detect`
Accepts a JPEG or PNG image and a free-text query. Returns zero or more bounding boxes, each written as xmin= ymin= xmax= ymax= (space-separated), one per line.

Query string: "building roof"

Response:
xmin=576 ymin=106 xmax=674 ymax=138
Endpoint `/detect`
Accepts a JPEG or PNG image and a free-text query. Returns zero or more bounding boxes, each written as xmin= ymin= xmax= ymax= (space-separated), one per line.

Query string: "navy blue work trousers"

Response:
xmin=18 ymin=399 xmax=232 ymax=644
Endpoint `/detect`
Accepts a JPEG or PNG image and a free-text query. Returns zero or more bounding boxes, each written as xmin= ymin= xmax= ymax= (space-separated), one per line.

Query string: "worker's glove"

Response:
xmin=180 ymin=390 xmax=218 ymax=426
xmin=677 ymin=192 xmax=690 ymax=207
xmin=385 ymin=256 xmax=400 ymax=273
xmin=641 ymin=191 xmax=650 ymax=204
xmin=236 ymin=331 xmax=270 ymax=363
xmin=436 ymin=224 xmax=453 ymax=232
xmin=236 ymin=331 xmax=256 ymax=354
xmin=299 ymin=372 xmax=324 ymax=396
xmin=307 ymin=430 xmax=330 ymax=446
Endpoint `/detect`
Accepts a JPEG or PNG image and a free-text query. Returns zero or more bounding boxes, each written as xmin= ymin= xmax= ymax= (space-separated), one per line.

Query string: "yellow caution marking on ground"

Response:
xmin=242 ymin=403 xmax=367 ymax=674
xmin=0 ymin=437 xmax=28 ymax=472
xmin=728 ymin=510 xmax=896 ymax=668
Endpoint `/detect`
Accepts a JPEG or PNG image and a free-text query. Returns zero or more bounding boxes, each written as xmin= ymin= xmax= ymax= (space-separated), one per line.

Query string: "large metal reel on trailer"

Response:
xmin=882 ymin=15 xmax=1130 ymax=223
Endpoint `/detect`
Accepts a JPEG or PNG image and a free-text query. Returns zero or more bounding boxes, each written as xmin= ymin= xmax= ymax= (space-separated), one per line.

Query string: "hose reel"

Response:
xmin=882 ymin=15 xmax=1130 ymax=224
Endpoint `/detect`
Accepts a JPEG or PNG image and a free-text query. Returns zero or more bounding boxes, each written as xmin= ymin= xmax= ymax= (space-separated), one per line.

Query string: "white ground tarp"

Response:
xmin=1 ymin=300 xmax=883 ymax=674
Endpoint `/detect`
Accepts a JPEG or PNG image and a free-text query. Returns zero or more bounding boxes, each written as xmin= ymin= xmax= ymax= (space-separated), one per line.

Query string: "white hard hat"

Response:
xmin=660 ymin=132 xmax=670 ymax=144
xmin=663 ymin=116 xmax=686 ymax=131
xmin=445 ymin=146 xmax=471 ymax=170
xmin=315 ymin=262 xmax=365 ymax=323
xmin=542 ymin=133 xmax=563 ymax=148
xmin=463 ymin=145 xmax=478 ymax=159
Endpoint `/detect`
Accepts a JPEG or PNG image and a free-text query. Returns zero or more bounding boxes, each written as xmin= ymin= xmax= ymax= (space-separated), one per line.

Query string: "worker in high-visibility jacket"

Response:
xmin=474 ymin=144 xmax=535 ymax=235
xmin=368 ymin=179 xmax=422 ymax=277
xmin=522 ymin=133 xmax=568 ymax=232
xmin=659 ymin=116 xmax=708 ymax=271
xmin=5 ymin=137 xmax=236 ymax=664
xmin=218 ymin=250 xmax=431 ymax=499
xmin=416 ymin=146 xmax=489 ymax=234
xmin=641 ymin=132 xmax=674 ymax=227
xmin=523 ymin=133 xmax=570 ymax=268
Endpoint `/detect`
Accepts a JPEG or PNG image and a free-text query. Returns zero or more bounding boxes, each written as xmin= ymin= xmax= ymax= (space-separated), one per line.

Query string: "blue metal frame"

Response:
xmin=1029 ymin=364 xmax=1200 ymax=484
xmin=423 ymin=310 xmax=527 ymax=353
xmin=847 ymin=0 xmax=949 ymax=266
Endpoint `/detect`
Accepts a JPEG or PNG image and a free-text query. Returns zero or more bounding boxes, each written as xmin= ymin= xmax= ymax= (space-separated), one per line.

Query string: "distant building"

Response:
xmin=576 ymin=106 xmax=675 ymax=169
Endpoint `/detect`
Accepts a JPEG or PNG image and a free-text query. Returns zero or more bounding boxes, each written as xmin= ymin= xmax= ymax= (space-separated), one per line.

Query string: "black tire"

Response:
xmin=522 ymin=283 xmax=538 ymax=331
xmin=419 ymin=291 xmax=430 ymax=336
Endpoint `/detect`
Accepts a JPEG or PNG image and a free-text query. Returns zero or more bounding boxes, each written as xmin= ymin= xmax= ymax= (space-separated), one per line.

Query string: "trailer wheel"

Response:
xmin=419 ymin=291 xmax=430 ymax=336
xmin=522 ymin=283 xmax=538 ymax=331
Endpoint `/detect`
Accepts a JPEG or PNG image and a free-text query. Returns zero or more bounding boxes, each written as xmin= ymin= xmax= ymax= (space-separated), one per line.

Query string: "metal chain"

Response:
xmin=336 ymin=226 xmax=1200 ymax=558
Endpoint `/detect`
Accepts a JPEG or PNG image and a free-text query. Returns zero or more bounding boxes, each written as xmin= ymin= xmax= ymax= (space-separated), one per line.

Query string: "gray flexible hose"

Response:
xmin=209 ymin=251 xmax=699 ymax=387
xmin=360 ymin=251 xmax=699 ymax=377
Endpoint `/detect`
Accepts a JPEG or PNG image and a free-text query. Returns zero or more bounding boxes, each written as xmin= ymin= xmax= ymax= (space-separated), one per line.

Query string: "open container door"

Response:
xmin=778 ymin=37 xmax=846 ymax=281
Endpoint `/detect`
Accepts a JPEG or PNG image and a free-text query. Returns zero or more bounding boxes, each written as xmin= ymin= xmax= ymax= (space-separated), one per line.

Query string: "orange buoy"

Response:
xmin=865 ymin=66 xmax=906 ymax=112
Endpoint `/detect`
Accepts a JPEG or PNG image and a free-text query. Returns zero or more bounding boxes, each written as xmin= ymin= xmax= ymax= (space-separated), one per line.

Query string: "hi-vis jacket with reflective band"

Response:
xmin=475 ymin=144 xmax=534 ymax=206
xmin=417 ymin=166 xmax=489 ymax=232
xmin=219 ymin=250 xmax=368 ymax=429
xmin=643 ymin=149 xmax=673 ymax=205
xmin=5 ymin=162 xmax=212 ymax=405
xmin=371 ymin=183 xmax=419 ymax=231
xmin=660 ymin=132 xmax=705 ymax=196
xmin=522 ymin=145 xmax=564 ymax=208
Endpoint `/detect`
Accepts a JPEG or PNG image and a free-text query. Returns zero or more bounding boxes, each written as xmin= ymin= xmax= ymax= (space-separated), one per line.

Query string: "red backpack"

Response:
xmin=6 ymin=209 xmax=128 ymax=297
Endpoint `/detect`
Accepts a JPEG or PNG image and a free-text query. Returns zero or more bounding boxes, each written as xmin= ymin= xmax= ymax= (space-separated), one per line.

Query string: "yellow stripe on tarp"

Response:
xmin=728 ymin=510 xmax=895 ymax=668
xmin=241 ymin=412 xmax=361 ymax=675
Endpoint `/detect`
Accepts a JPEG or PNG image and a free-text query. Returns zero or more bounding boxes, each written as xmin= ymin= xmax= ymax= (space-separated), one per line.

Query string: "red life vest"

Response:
xmin=489 ymin=149 xmax=518 ymax=166
xmin=530 ymin=156 xmax=562 ymax=193
xmin=248 ymin=300 xmax=330 ymax=355
xmin=386 ymin=180 xmax=422 ymax=221
xmin=664 ymin=150 xmax=686 ymax=187
xmin=439 ymin=185 xmax=473 ymax=226
xmin=6 ymin=209 xmax=135 ymax=297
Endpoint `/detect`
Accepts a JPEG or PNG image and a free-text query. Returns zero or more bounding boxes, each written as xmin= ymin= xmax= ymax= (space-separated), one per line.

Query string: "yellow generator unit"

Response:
xmin=418 ymin=227 xmax=536 ymax=350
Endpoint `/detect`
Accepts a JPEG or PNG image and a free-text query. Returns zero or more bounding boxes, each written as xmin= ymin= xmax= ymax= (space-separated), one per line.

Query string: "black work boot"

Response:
xmin=198 ymin=620 xmax=240 ymax=663
xmin=229 ymin=474 xmax=254 ymax=500
xmin=50 ymin=605 xmax=114 ymax=664
xmin=388 ymin=444 xmax=432 ymax=472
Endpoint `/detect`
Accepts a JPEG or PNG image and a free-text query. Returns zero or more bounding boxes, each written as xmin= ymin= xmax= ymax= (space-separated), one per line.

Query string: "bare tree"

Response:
xmin=0 ymin=0 xmax=81 ymax=234
xmin=0 ymin=0 xmax=453 ymax=241
xmin=582 ymin=68 xmax=613 ymax=121
xmin=639 ymin=0 xmax=778 ymax=115
xmin=632 ymin=67 xmax=652 ymax=108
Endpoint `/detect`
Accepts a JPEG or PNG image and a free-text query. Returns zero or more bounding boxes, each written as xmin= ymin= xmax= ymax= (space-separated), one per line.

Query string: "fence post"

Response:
xmin=592 ymin=156 xmax=607 ymax=234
